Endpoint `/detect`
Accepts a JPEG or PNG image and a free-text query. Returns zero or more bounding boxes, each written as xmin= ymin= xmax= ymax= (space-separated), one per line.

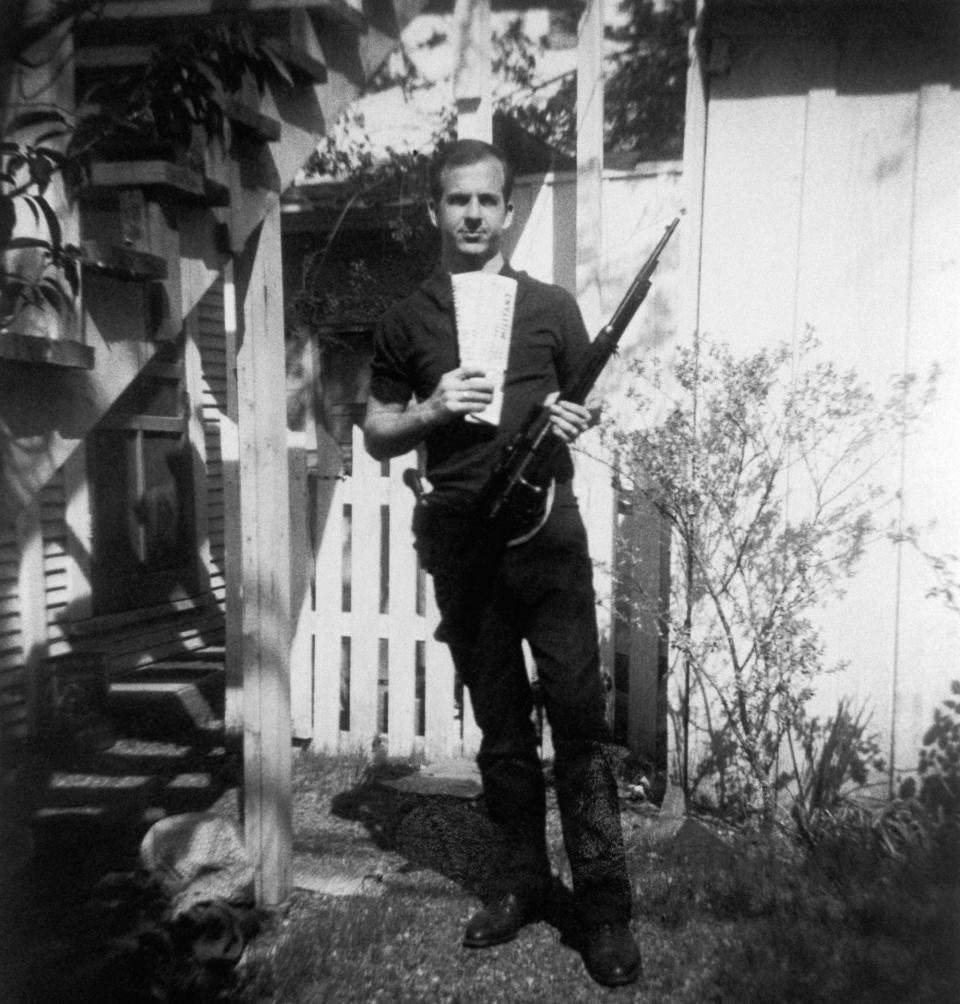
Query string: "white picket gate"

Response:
xmin=298 ymin=424 xmax=482 ymax=760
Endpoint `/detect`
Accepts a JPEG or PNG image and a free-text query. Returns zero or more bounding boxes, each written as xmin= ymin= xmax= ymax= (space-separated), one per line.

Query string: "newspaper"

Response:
xmin=451 ymin=272 xmax=517 ymax=426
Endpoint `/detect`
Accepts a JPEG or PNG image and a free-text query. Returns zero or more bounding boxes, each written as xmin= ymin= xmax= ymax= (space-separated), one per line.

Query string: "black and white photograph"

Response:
xmin=1 ymin=1 xmax=957 ymax=1000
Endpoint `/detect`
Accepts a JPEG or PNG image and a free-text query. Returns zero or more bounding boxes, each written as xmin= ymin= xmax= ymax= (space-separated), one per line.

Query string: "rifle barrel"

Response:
xmin=564 ymin=216 xmax=680 ymax=403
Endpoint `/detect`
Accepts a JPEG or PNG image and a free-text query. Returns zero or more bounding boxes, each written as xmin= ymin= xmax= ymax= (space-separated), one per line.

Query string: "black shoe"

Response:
xmin=582 ymin=922 xmax=642 ymax=987
xmin=462 ymin=890 xmax=544 ymax=949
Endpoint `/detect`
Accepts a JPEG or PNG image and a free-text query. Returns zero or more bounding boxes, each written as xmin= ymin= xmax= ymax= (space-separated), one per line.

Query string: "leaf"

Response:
xmin=262 ymin=47 xmax=294 ymax=89
xmin=62 ymin=254 xmax=80 ymax=298
xmin=23 ymin=197 xmax=40 ymax=227
xmin=28 ymin=194 xmax=62 ymax=251
xmin=5 ymin=236 xmax=54 ymax=251
xmin=34 ymin=128 xmax=71 ymax=147
xmin=35 ymin=147 xmax=67 ymax=165
xmin=5 ymin=109 xmax=70 ymax=132
xmin=39 ymin=280 xmax=66 ymax=313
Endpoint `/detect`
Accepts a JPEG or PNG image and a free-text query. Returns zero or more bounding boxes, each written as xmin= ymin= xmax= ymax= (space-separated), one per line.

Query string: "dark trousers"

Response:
xmin=423 ymin=500 xmax=632 ymax=928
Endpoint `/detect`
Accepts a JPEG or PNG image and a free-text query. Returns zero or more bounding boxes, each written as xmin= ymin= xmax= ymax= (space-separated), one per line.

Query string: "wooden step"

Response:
xmin=81 ymin=241 xmax=168 ymax=282
xmin=223 ymin=98 xmax=283 ymax=142
xmin=0 ymin=332 xmax=94 ymax=370
xmin=88 ymin=161 xmax=230 ymax=206
xmin=108 ymin=662 xmax=225 ymax=737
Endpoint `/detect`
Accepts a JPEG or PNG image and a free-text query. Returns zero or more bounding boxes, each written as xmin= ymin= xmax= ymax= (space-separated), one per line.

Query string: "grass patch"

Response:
xmin=225 ymin=751 xmax=960 ymax=1004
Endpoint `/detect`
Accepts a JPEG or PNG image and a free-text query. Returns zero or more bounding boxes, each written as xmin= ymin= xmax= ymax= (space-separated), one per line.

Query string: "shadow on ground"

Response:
xmin=329 ymin=768 xmax=584 ymax=948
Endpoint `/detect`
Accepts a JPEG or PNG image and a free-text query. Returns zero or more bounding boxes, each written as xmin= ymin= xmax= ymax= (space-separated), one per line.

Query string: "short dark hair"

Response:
xmin=429 ymin=139 xmax=514 ymax=204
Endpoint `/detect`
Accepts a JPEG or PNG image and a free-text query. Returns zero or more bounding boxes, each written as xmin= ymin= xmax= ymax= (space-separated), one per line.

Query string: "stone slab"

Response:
xmin=378 ymin=774 xmax=482 ymax=800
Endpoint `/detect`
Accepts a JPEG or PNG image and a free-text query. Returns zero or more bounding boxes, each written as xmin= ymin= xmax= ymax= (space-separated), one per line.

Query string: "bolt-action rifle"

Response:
xmin=476 ymin=215 xmax=680 ymax=544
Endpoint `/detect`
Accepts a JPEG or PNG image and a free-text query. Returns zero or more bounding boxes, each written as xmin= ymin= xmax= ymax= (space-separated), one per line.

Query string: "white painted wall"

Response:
xmin=692 ymin=12 xmax=960 ymax=786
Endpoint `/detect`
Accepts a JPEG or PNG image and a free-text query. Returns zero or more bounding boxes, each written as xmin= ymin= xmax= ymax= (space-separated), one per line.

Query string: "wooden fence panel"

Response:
xmin=385 ymin=457 xmax=420 ymax=756
xmin=311 ymin=433 xmax=345 ymax=751
xmin=298 ymin=423 xmax=652 ymax=764
xmin=346 ymin=424 xmax=382 ymax=749
xmin=300 ymin=423 xmax=478 ymax=760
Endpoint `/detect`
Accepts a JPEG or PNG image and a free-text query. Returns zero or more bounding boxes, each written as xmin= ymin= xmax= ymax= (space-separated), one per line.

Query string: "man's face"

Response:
xmin=429 ymin=157 xmax=514 ymax=268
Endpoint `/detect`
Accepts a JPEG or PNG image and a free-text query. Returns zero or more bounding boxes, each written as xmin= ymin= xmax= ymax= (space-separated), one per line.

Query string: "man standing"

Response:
xmin=363 ymin=139 xmax=640 ymax=987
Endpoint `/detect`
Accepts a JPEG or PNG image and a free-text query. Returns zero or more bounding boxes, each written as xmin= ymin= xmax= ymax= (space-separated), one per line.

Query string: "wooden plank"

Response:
xmin=16 ymin=500 xmax=47 ymax=736
xmin=788 ymin=75 xmax=916 ymax=758
xmin=235 ymin=204 xmax=292 ymax=908
xmin=96 ymin=626 xmax=227 ymax=674
xmin=451 ymin=0 xmax=492 ymax=141
xmin=347 ymin=424 xmax=381 ymax=749
xmin=80 ymin=242 xmax=168 ymax=280
xmin=575 ymin=0 xmax=604 ymax=332
xmin=66 ymin=595 xmax=216 ymax=636
xmin=423 ymin=567 xmax=456 ymax=760
xmin=221 ymin=261 xmax=243 ymax=731
xmin=573 ymin=0 xmax=616 ymax=728
xmin=890 ymin=81 xmax=960 ymax=782
xmin=573 ymin=444 xmax=616 ymax=726
xmin=0 ymin=332 xmax=94 ymax=370
xmin=94 ymin=0 xmax=366 ymax=25
xmin=624 ymin=496 xmax=663 ymax=761
xmin=697 ymin=30 xmax=808 ymax=350
xmin=288 ymin=435 xmax=312 ymax=739
xmin=89 ymin=160 xmax=206 ymax=199
xmin=386 ymin=454 xmax=419 ymax=757
xmin=223 ymin=98 xmax=283 ymax=142
xmin=677 ymin=3 xmax=707 ymax=347
xmin=182 ymin=300 xmax=213 ymax=600
xmin=312 ymin=427 xmax=346 ymax=750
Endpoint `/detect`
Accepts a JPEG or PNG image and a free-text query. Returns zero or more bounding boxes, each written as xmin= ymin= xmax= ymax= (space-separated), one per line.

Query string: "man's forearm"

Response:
xmin=363 ymin=399 xmax=442 ymax=461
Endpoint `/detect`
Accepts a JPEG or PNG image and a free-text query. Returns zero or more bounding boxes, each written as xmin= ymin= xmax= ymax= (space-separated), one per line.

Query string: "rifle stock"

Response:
xmin=477 ymin=216 xmax=680 ymax=539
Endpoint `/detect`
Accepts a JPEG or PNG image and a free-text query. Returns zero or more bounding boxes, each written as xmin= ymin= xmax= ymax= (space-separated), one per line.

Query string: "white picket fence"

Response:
xmin=291 ymin=424 xmax=483 ymax=759
xmin=288 ymin=421 xmax=648 ymax=763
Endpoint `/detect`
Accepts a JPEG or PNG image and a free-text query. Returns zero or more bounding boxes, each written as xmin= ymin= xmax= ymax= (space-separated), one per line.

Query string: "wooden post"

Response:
xmin=386 ymin=458 xmax=418 ymax=757
xmin=576 ymin=0 xmax=605 ymax=333
xmin=669 ymin=0 xmax=708 ymax=783
xmin=222 ymin=260 xmax=243 ymax=732
xmin=233 ymin=204 xmax=292 ymax=907
xmin=452 ymin=0 xmax=492 ymax=142
xmin=311 ymin=425 xmax=345 ymax=751
xmin=288 ymin=430 xmax=312 ymax=740
xmin=575 ymin=0 xmax=616 ymax=723
xmin=677 ymin=0 xmax=708 ymax=346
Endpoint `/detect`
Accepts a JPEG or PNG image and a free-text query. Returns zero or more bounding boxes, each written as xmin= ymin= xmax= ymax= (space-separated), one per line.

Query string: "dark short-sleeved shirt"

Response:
xmin=369 ymin=264 xmax=592 ymax=503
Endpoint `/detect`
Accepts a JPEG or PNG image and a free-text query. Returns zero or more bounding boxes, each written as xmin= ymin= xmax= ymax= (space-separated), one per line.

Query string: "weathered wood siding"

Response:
xmin=39 ymin=471 xmax=70 ymax=653
xmin=693 ymin=3 xmax=960 ymax=781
